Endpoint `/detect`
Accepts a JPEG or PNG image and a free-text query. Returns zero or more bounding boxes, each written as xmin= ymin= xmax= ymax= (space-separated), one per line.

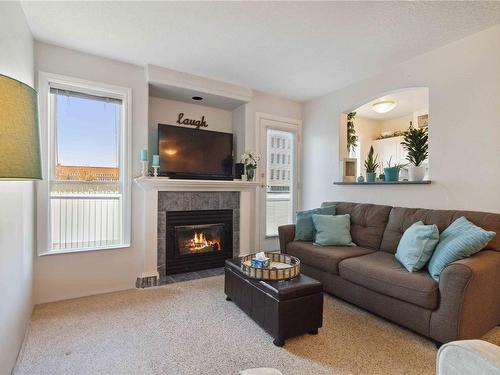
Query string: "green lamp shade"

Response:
xmin=0 ymin=74 xmax=42 ymax=180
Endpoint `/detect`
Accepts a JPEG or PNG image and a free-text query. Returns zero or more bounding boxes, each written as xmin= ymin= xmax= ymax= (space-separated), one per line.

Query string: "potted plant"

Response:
xmin=240 ymin=151 xmax=260 ymax=181
xmin=383 ymin=156 xmax=407 ymax=182
xmin=346 ymin=112 xmax=358 ymax=157
xmin=401 ymin=125 xmax=428 ymax=181
xmin=364 ymin=146 xmax=378 ymax=182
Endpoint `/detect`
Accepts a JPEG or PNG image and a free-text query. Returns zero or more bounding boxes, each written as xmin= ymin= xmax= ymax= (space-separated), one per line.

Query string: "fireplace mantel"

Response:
xmin=134 ymin=176 xmax=259 ymax=285
xmin=134 ymin=176 xmax=260 ymax=191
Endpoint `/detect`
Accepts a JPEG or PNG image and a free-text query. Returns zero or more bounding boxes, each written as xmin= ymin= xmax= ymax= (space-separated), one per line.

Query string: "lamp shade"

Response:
xmin=0 ymin=74 xmax=42 ymax=180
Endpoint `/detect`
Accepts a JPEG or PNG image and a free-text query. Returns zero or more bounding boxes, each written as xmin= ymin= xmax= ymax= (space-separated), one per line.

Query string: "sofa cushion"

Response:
xmin=395 ymin=221 xmax=439 ymax=272
xmin=312 ymin=214 xmax=355 ymax=246
xmin=380 ymin=207 xmax=500 ymax=254
xmin=322 ymin=202 xmax=392 ymax=250
xmin=286 ymin=241 xmax=375 ymax=275
xmin=339 ymin=251 xmax=439 ymax=309
xmin=294 ymin=205 xmax=336 ymax=241
xmin=427 ymin=216 xmax=496 ymax=281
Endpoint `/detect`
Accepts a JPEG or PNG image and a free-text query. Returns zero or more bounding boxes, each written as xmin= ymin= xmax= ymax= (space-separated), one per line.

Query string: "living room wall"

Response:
xmin=33 ymin=42 xmax=149 ymax=304
xmin=32 ymin=42 xmax=302 ymax=304
xmin=302 ymin=24 xmax=500 ymax=213
xmin=0 ymin=3 xmax=35 ymax=373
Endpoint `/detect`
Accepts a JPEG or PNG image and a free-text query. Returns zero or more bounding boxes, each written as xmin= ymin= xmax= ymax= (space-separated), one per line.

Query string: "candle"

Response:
xmin=152 ymin=154 xmax=160 ymax=167
xmin=140 ymin=149 xmax=148 ymax=161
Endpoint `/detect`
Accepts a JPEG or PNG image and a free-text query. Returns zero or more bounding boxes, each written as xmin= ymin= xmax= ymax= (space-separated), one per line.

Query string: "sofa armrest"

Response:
xmin=278 ymin=224 xmax=295 ymax=253
xmin=430 ymin=250 xmax=500 ymax=343
xmin=437 ymin=340 xmax=500 ymax=375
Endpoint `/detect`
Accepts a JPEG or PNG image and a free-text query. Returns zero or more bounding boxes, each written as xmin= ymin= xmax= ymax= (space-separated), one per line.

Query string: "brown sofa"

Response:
xmin=278 ymin=202 xmax=500 ymax=344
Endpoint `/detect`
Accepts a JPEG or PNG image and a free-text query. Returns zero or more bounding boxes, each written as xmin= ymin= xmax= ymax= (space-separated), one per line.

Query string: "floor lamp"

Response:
xmin=0 ymin=74 xmax=42 ymax=181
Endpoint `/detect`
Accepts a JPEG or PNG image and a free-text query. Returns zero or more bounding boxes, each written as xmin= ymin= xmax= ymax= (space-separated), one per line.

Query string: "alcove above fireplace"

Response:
xmin=165 ymin=209 xmax=233 ymax=275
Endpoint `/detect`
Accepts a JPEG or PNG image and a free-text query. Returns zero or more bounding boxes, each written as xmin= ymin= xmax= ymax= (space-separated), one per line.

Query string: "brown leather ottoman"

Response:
xmin=224 ymin=257 xmax=323 ymax=346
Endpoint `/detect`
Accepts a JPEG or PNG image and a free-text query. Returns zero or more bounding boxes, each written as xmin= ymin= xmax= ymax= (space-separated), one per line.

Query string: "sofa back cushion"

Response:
xmin=321 ymin=202 xmax=392 ymax=250
xmin=380 ymin=207 xmax=500 ymax=253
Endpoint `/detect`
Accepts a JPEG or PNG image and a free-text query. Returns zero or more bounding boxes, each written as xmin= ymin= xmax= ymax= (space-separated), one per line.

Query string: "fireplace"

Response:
xmin=165 ymin=209 xmax=233 ymax=275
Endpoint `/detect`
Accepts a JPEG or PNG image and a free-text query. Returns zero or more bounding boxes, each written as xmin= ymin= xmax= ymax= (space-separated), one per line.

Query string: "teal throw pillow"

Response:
xmin=294 ymin=205 xmax=336 ymax=241
xmin=395 ymin=221 xmax=439 ymax=272
xmin=312 ymin=214 xmax=355 ymax=246
xmin=428 ymin=216 xmax=496 ymax=281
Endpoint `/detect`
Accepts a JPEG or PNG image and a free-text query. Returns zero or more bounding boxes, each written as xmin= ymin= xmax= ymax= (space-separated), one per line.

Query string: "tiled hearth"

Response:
xmin=157 ymin=191 xmax=240 ymax=285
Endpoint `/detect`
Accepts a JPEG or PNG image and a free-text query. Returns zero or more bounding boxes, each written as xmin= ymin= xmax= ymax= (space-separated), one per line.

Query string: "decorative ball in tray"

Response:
xmin=240 ymin=252 xmax=300 ymax=281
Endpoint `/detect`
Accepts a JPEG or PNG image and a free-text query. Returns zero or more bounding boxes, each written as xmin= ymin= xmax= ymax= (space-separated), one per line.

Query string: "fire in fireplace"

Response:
xmin=176 ymin=224 xmax=224 ymax=255
xmin=166 ymin=209 xmax=233 ymax=275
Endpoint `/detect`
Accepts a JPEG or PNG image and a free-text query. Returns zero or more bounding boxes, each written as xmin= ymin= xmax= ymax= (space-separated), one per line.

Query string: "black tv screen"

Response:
xmin=158 ymin=124 xmax=233 ymax=180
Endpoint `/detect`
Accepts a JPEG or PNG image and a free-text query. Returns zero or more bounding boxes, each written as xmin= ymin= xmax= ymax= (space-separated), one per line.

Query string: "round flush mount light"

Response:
xmin=371 ymin=100 xmax=397 ymax=114
xmin=192 ymin=96 xmax=203 ymax=101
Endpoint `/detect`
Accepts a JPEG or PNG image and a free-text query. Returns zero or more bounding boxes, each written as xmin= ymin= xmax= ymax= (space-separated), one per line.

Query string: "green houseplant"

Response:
xmin=383 ymin=156 xmax=407 ymax=182
xmin=346 ymin=112 xmax=358 ymax=156
xmin=364 ymin=146 xmax=379 ymax=182
xmin=401 ymin=125 xmax=428 ymax=181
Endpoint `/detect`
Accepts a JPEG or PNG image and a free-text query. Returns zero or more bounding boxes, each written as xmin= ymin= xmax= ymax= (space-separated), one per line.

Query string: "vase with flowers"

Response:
xmin=240 ymin=151 xmax=260 ymax=181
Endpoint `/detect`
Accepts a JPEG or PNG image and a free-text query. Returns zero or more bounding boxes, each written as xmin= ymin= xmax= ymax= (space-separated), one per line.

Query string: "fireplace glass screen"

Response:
xmin=175 ymin=223 xmax=225 ymax=255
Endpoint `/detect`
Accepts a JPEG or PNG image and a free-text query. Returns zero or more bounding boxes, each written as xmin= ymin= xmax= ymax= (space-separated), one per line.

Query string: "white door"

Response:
xmin=257 ymin=114 xmax=301 ymax=251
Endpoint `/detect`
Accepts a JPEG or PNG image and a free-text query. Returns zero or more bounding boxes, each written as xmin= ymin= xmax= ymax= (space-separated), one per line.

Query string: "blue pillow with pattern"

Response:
xmin=427 ymin=217 xmax=496 ymax=281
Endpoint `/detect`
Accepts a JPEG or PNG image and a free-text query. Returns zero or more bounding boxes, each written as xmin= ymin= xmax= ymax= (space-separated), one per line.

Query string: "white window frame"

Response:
xmin=36 ymin=72 xmax=132 ymax=255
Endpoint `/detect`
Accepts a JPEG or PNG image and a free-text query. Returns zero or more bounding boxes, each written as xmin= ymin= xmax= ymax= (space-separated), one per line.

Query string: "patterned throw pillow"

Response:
xmin=427 ymin=217 xmax=496 ymax=281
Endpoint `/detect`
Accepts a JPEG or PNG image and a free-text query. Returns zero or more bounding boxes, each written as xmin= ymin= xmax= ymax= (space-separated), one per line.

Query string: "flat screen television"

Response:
xmin=158 ymin=124 xmax=234 ymax=180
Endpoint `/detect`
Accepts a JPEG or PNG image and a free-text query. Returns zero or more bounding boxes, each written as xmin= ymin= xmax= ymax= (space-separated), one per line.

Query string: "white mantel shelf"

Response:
xmin=134 ymin=176 xmax=260 ymax=191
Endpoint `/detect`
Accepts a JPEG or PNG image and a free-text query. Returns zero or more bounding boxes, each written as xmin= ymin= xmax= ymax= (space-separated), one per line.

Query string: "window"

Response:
xmin=287 ymin=170 xmax=290 ymax=180
xmin=37 ymin=73 xmax=131 ymax=254
xmin=276 ymin=154 xmax=280 ymax=164
xmin=277 ymin=138 xmax=281 ymax=148
xmin=271 ymin=153 xmax=274 ymax=163
xmin=288 ymin=155 xmax=291 ymax=164
xmin=276 ymin=170 xmax=280 ymax=179
xmin=271 ymin=137 xmax=275 ymax=148
xmin=270 ymin=169 xmax=275 ymax=180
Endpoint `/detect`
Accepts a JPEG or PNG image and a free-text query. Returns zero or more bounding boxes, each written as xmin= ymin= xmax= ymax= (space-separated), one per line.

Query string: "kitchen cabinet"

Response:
xmin=371 ymin=136 xmax=407 ymax=168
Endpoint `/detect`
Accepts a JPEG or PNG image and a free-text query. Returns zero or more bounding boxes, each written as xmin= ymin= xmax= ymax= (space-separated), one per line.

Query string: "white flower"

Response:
xmin=240 ymin=151 xmax=260 ymax=167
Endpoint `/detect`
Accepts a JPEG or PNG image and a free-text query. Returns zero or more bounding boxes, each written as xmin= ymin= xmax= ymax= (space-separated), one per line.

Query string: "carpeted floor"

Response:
xmin=15 ymin=275 xmax=500 ymax=375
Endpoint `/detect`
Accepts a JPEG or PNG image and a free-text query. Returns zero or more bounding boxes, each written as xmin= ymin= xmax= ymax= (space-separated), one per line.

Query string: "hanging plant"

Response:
xmin=347 ymin=112 xmax=358 ymax=153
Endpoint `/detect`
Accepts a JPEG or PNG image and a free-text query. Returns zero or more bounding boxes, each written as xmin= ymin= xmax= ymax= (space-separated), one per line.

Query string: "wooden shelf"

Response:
xmin=334 ymin=180 xmax=431 ymax=185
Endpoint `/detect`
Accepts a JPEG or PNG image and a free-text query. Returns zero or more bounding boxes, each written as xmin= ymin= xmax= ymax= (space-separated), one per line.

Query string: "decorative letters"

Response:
xmin=176 ymin=113 xmax=208 ymax=129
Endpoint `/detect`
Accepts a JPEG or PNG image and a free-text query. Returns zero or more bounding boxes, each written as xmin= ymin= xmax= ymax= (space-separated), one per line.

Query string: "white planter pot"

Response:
xmin=408 ymin=166 xmax=426 ymax=181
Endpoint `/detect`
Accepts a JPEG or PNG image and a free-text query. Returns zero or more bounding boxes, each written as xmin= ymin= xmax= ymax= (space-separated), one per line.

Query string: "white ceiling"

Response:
xmin=21 ymin=1 xmax=500 ymax=101
xmin=355 ymin=87 xmax=429 ymax=120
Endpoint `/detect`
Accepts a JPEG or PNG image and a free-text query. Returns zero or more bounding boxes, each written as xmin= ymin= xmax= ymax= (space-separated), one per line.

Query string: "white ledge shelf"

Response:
xmin=134 ymin=176 xmax=260 ymax=191
xmin=334 ymin=180 xmax=431 ymax=185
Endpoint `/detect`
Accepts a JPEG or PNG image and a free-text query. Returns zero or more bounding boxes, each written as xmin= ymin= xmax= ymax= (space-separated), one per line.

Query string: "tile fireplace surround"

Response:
xmin=134 ymin=177 xmax=259 ymax=287
xmin=157 ymin=191 xmax=240 ymax=283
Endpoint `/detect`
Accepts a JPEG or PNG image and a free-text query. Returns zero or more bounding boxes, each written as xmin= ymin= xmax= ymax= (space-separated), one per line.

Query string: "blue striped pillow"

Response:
xmin=427 ymin=217 xmax=496 ymax=281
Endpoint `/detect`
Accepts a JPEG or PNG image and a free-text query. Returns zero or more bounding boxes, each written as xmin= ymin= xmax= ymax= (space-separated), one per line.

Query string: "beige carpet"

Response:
xmin=14 ymin=275 xmax=500 ymax=375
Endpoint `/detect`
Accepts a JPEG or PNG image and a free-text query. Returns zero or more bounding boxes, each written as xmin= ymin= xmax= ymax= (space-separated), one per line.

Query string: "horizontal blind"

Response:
xmin=50 ymin=87 xmax=122 ymax=105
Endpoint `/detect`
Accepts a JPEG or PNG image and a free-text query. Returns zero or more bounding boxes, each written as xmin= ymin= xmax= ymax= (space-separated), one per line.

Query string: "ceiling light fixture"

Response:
xmin=192 ymin=96 xmax=203 ymax=101
xmin=371 ymin=100 xmax=397 ymax=114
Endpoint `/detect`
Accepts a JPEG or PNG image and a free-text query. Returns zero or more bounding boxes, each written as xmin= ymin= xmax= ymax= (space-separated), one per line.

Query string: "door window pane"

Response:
xmin=266 ymin=129 xmax=294 ymax=236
